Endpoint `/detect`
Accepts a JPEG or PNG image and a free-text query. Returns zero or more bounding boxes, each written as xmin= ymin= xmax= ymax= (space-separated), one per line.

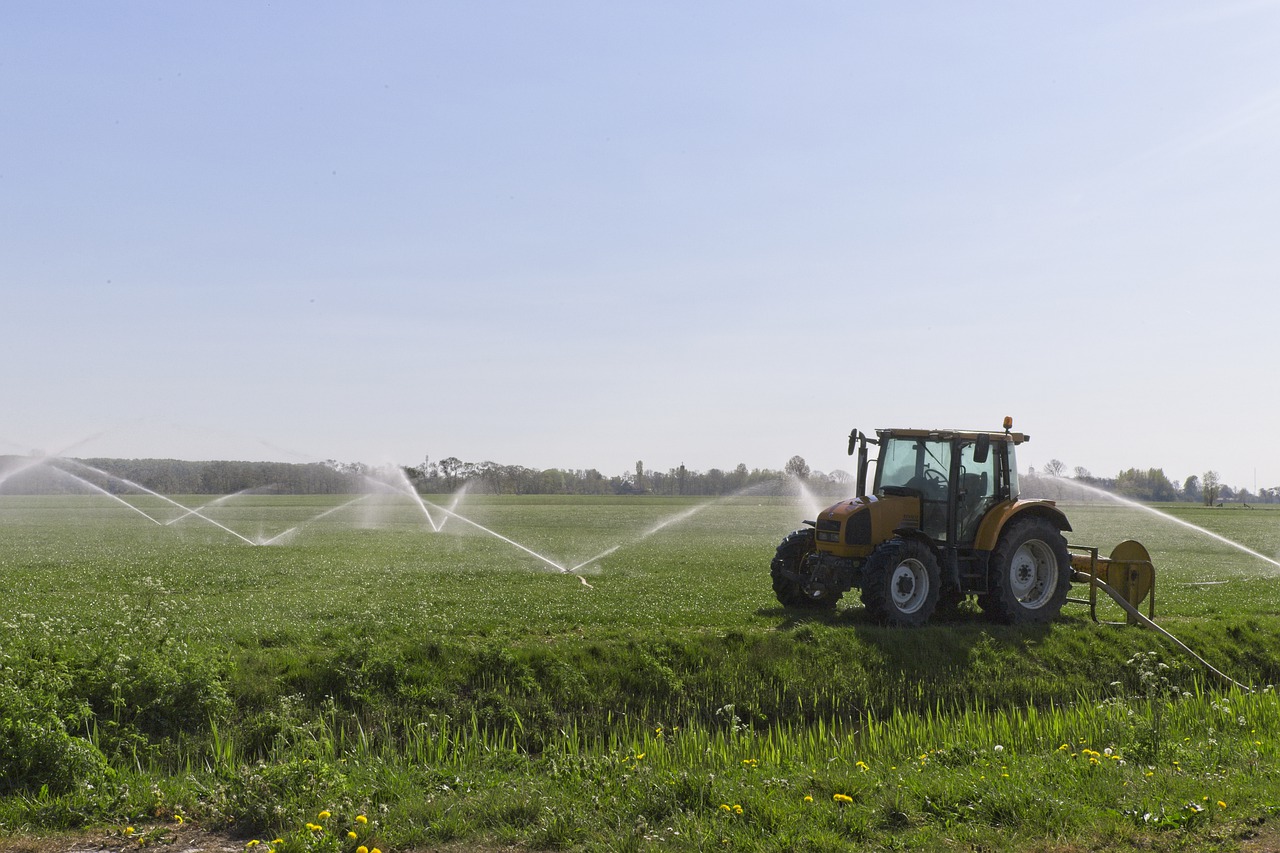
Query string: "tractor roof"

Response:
xmin=876 ymin=427 xmax=1030 ymax=445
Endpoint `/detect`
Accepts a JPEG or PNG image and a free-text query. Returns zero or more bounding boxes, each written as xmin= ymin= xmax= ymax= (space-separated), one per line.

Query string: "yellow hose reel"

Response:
xmin=1069 ymin=540 xmax=1156 ymax=624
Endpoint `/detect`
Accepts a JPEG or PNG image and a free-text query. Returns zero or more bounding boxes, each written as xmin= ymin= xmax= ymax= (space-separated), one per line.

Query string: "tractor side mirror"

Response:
xmin=847 ymin=429 xmax=860 ymax=456
xmin=973 ymin=434 xmax=990 ymax=464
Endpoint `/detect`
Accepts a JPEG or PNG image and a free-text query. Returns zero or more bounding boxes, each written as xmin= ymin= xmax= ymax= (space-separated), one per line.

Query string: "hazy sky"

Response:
xmin=4 ymin=2 xmax=1278 ymax=490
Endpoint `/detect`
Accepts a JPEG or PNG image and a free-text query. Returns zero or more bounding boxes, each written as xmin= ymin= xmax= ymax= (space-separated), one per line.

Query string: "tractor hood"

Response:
xmin=813 ymin=493 xmax=921 ymax=558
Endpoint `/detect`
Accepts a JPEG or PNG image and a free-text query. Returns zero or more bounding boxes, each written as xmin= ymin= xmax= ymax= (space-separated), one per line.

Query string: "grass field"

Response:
xmin=3 ymin=492 xmax=1280 ymax=851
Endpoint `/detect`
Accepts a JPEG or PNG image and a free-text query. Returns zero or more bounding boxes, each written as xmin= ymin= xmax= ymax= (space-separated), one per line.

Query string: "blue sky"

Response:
xmin=3 ymin=2 xmax=1279 ymax=490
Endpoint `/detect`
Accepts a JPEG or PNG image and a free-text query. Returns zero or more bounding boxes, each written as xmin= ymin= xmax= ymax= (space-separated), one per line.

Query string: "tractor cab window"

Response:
xmin=957 ymin=439 xmax=999 ymax=543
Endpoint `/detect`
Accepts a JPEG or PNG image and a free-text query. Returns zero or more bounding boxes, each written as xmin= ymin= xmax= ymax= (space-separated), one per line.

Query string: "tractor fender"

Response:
xmin=972 ymin=500 xmax=1072 ymax=552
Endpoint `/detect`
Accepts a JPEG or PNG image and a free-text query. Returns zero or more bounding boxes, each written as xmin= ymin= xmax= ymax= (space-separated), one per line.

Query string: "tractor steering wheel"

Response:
xmin=908 ymin=469 xmax=947 ymax=499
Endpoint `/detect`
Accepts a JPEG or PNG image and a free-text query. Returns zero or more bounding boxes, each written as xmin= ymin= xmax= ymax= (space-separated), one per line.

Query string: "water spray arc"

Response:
xmin=567 ymin=480 xmax=798 ymax=574
xmin=259 ymin=495 xmax=373 ymax=545
xmin=1063 ymin=479 xmax=1280 ymax=572
xmin=419 ymin=497 xmax=572 ymax=574
xmin=60 ymin=460 xmax=261 ymax=546
xmin=166 ymin=486 xmax=275 ymax=527
xmin=49 ymin=467 xmax=164 ymax=525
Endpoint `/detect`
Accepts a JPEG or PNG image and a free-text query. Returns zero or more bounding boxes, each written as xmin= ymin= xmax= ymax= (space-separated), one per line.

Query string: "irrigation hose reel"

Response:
xmin=1068 ymin=540 xmax=1156 ymax=625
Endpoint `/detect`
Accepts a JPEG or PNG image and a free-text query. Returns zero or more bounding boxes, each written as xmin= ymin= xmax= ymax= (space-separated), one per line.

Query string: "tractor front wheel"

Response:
xmin=980 ymin=517 xmax=1071 ymax=624
xmin=860 ymin=538 xmax=941 ymax=627
xmin=771 ymin=529 xmax=841 ymax=609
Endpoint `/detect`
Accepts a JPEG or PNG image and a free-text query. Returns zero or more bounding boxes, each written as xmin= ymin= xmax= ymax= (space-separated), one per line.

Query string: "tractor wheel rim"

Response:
xmin=1010 ymin=539 xmax=1057 ymax=608
xmin=890 ymin=558 xmax=929 ymax=614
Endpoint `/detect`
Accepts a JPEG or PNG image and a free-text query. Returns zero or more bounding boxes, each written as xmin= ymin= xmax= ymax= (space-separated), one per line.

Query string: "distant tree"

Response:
xmin=634 ymin=460 xmax=645 ymax=493
xmin=1202 ymin=470 xmax=1221 ymax=506
xmin=1115 ymin=468 xmax=1177 ymax=502
xmin=1042 ymin=459 xmax=1066 ymax=477
xmin=1073 ymin=466 xmax=1092 ymax=480
xmin=785 ymin=455 xmax=811 ymax=480
xmin=438 ymin=457 xmax=464 ymax=491
xmin=1183 ymin=475 xmax=1201 ymax=503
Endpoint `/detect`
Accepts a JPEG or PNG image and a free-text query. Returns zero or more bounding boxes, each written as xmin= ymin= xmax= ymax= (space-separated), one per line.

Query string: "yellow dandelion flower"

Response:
xmin=1218 ymin=801 xmax=1227 ymax=809
xmin=174 ymin=815 xmax=184 ymax=826
xmin=720 ymin=804 xmax=732 ymax=812
xmin=803 ymin=795 xmax=813 ymax=803
xmin=318 ymin=810 xmax=331 ymax=820
xmin=355 ymin=815 xmax=368 ymax=824
xmin=125 ymin=828 xmax=135 ymax=835
xmin=371 ymin=847 xmax=382 ymax=853
xmin=357 ymin=847 xmax=369 ymax=853
xmin=246 ymin=842 xmax=260 ymax=849
xmin=855 ymin=760 xmax=869 ymax=771
xmin=271 ymin=841 xmax=283 ymax=846
xmin=635 ymin=752 xmax=645 ymax=760
xmin=833 ymin=793 xmax=853 ymax=804
xmin=348 ymin=832 xmax=358 ymax=840
xmin=733 ymin=805 xmax=743 ymax=815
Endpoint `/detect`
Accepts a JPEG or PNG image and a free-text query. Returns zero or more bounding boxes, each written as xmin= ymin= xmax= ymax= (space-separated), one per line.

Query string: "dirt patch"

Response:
xmin=0 ymin=826 xmax=240 ymax=853
xmin=0 ymin=826 xmax=524 ymax=853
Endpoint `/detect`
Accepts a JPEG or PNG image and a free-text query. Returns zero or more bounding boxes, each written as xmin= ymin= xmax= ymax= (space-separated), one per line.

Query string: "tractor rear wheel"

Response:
xmin=860 ymin=538 xmax=941 ymax=627
xmin=980 ymin=517 xmax=1071 ymax=624
xmin=771 ymin=529 xmax=841 ymax=609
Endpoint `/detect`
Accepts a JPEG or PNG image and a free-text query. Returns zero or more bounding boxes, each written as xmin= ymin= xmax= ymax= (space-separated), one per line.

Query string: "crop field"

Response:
xmin=3 ymin=493 xmax=1280 ymax=851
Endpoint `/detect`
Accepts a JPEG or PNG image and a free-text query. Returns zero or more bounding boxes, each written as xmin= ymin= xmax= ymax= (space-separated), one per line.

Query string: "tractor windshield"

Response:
xmin=876 ymin=438 xmax=951 ymax=501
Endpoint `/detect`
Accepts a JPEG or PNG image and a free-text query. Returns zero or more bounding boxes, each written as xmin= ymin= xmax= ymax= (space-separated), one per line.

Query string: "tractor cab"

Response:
xmin=862 ymin=426 xmax=1020 ymax=547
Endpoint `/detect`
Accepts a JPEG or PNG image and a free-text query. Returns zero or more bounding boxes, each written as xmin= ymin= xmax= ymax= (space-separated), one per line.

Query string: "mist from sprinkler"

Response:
xmin=789 ymin=475 xmax=824 ymax=521
xmin=3 ymin=450 xmax=825 ymax=589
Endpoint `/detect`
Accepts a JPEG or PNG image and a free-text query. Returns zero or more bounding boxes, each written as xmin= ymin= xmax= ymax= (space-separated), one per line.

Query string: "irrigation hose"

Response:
xmin=1077 ymin=572 xmax=1250 ymax=691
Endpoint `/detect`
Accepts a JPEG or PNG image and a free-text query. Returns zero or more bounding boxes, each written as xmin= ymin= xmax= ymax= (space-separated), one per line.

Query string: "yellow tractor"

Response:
xmin=773 ymin=418 xmax=1086 ymax=626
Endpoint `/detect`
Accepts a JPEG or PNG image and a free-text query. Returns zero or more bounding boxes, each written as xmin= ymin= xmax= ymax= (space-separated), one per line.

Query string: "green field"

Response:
xmin=3 ymin=493 xmax=1280 ymax=851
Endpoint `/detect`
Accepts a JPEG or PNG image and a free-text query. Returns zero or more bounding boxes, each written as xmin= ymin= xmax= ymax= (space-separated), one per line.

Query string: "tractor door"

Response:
xmin=875 ymin=437 xmax=952 ymax=540
xmin=956 ymin=439 xmax=999 ymax=544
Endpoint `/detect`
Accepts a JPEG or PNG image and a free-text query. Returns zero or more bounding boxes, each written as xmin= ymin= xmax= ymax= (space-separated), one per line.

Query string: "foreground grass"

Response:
xmin=4 ymin=676 xmax=1278 ymax=852
xmin=3 ymin=494 xmax=1280 ymax=850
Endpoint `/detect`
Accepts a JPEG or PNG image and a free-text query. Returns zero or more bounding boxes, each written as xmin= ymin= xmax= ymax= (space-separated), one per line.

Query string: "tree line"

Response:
xmin=0 ymin=455 xmax=852 ymax=498
xmin=403 ymin=455 xmax=850 ymax=497
xmin=4 ymin=453 xmax=1267 ymax=504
